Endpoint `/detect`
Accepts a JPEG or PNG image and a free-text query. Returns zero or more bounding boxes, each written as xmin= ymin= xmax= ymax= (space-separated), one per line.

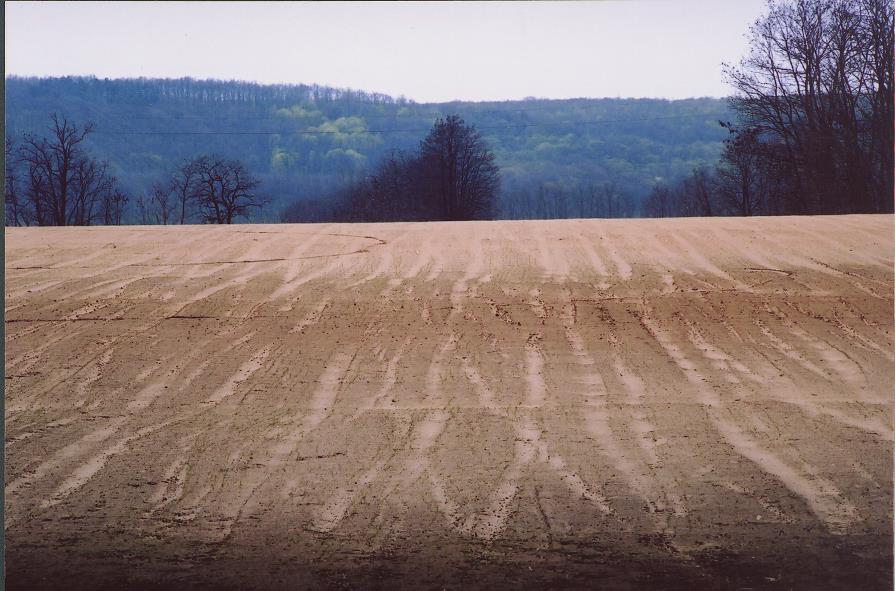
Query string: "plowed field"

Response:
xmin=5 ymin=215 xmax=893 ymax=589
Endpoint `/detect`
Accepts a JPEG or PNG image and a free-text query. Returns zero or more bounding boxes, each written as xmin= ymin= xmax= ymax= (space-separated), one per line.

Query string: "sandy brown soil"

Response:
xmin=4 ymin=215 xmax=893 ymax=590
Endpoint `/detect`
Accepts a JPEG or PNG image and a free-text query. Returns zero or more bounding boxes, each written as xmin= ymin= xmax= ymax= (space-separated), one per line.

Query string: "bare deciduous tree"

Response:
xmin=716 ymin=123 xmax=767 ymax=216
xmin=17 ymin=113 xmax=124 ymax=226
xmin=644 ymin=183 xmax=674 ymax=218
xmin=599 ymin=181 xmax=623 ymax=218
xmin=5 ymin=137 xmax=25 ymax=226
xmin=722 ymin=0 xmax=893 ymax=214
xmin=150 ymin=182 xmax=176 ymax=225
xmin=677 ymin=167 xmax=716 ymax=217
xmin=136 ymin=193 xmax=150 ymax=225
xmin=100 ymin=186 xmax=129 ymax=226
xmin=172 ymin=159 xmax=200 ymax=224
xmin=189 ymin=155 xmax=267 ymax=224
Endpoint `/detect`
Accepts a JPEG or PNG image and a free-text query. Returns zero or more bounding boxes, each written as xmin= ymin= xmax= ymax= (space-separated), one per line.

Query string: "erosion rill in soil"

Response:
xmin=4 ymin=215 xmax=893 ymax=590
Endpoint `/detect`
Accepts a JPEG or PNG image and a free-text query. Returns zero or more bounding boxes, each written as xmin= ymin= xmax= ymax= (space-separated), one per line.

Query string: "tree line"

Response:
xmin=5 ymin=113 xmax=267 ymax=226
xmin=4 ymin=115 xmax=129 ymax=226
xmin=6 ymin=76 xmax=732 ymax=219
xmin=281 ymin=115 xmax=500 ymax=222
xmin=496 ymin=181 xmax=638 ymax=220
xmin=139 ymin=155 xmax=268 ymax=224
xmin=647 ymin=0 xmax=893 ymax=218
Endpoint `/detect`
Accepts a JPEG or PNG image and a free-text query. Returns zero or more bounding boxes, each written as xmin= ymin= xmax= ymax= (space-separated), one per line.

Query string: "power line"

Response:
xmin=97 ymin=113 xmax=731 ymax=136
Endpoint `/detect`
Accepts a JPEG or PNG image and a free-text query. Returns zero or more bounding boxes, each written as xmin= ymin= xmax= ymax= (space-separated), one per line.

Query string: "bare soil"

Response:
xmin=5 ymin=215 xmax=893 ymax=590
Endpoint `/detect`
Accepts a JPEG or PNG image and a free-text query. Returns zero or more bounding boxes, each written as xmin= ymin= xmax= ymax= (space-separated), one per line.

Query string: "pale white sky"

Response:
xmin=5 ymin=0 xmax=767 ymax=103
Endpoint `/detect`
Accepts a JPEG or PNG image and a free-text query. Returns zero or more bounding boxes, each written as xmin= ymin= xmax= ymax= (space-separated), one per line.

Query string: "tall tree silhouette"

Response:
xmin=417 ymin=115 xmax=500 ymax=220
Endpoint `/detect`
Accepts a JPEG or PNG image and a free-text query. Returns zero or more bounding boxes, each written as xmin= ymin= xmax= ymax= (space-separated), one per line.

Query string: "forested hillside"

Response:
xmin=5 ymin=76 xmax=731 ymax=221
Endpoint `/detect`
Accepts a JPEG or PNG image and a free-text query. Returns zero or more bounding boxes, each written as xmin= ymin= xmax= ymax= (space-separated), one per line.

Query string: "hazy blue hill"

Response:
xmin=5 ymin=76 xmax=733 ymax=221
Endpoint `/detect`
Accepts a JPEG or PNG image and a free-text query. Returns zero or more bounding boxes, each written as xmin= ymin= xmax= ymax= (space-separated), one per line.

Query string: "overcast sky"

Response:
xmin=5 ymin=1 xmax=767 ymax=103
